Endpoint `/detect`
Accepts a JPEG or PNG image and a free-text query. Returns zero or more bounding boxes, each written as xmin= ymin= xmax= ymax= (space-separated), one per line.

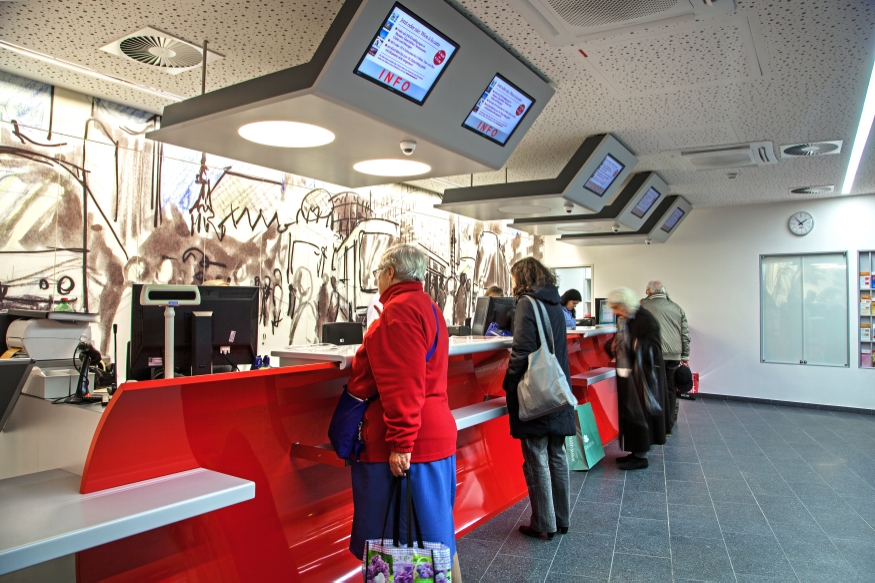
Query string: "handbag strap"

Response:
xmin=527 ymin=296 xmax=555 ymax=355
xmin=425 ymin=304 xmax=440 ymax=362
xmin=387 ymin=475 xmax=425 ymax=548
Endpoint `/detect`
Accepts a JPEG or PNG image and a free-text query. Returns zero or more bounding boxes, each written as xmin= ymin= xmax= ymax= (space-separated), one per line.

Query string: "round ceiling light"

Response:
xmin=497 ymin=204 xmax=552 ymax=215
xmin=238 ymin=121 xmax=335 ymax=148
xmin=353 ymin=159 xmax=431 ymax=177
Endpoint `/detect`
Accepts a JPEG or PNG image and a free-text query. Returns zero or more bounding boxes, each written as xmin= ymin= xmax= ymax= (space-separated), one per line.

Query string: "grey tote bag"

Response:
xmin=517 ymin=297 xmax=576 ymax=421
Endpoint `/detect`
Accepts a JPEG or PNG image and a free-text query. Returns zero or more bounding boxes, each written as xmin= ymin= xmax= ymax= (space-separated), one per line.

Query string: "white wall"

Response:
xmin=544 ymin=194 xmax=875 ymax=410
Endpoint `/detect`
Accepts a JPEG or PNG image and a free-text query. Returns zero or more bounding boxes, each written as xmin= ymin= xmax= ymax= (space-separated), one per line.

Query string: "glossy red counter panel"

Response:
xmin=76 ymin=336 xmax=610 ymax=582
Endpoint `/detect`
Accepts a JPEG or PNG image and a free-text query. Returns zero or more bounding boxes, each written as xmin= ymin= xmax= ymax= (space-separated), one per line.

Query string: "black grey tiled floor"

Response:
xmin=458 ymin=398 xmax=875 ymax=582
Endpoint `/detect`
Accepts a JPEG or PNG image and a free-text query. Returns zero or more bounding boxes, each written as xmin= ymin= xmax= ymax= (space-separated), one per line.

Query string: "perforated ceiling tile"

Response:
xmin=3 ymin=0 xmax=875 ymax=206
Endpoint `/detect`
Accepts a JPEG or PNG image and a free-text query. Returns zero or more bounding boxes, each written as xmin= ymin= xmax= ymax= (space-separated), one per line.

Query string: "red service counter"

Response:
xmin=74 ymin=330 xmax=615 ymax=582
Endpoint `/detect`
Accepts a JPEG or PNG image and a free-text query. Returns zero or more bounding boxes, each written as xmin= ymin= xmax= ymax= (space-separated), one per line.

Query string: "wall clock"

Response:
xmin=789 ymin=211 xmax=814 ymax=236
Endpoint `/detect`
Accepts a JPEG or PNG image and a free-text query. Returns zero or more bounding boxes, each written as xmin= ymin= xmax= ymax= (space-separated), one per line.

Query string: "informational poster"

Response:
xmin=354 ymin=3 xmax=458 ymax=105
xmin=461 ymin=74 xmax=535 ymax=146
xmin=583 ymin=155 xmax=624 ymax=196
xmin=631 ymin=187 xmax=661 ymax=218
xmin=661 ymin=208 xmax=685 ymax=233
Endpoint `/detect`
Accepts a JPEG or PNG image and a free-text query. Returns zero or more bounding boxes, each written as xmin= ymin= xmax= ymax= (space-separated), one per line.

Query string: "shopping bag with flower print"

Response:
xmin=362 ymin=476 xmax=452 ymax=583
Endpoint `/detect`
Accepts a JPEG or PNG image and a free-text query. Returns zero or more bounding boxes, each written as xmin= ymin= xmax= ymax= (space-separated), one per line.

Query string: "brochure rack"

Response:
xmin=860 ymin=251 xmax=874 ymax=368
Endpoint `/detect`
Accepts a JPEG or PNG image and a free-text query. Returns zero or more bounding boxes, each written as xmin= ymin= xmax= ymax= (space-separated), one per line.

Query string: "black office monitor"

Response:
xmin=471 ymin=296 xmax=515 ymax=335
xmin=129 ymin=284 xmax=259 ymax=380
xmin=0 ymin=359 xmax=34 ymax=432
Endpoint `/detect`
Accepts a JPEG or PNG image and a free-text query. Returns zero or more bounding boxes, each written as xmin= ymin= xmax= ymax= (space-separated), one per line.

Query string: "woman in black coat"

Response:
xmin=605 ymin=287 xmax=668 ymax=470
xmin=503 ymin=258 xmax=575 ymax=540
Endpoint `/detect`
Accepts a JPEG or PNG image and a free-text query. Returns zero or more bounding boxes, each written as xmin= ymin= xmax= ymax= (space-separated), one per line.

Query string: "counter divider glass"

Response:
xmin=74 ymin=329 xmax=615 ymax=581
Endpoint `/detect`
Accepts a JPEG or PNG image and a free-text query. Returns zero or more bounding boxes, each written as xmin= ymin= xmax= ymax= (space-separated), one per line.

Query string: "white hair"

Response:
xmin=608 ymin=287 xmax=640 ymax=314
xmin=380 ymin=243 xmax=427 ymax=282
xmin=646 ymin=280 xmax=666 ymax=295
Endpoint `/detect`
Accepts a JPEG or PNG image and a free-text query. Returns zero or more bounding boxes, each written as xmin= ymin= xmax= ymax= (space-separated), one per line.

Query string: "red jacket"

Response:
xmin=347 ymin=280 xmax=456 ymax=463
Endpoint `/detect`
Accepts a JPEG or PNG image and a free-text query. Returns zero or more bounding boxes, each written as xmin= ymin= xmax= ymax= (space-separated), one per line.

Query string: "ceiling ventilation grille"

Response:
xmin=780 ymin=140 xmax=843 ymax=158
xmin=790 ymin=185 xmax=835 ymax=195
xmin=547 ymin=0 xmax=677 ymax=28
xmin=505 ymin=0 xmax=736 ymax=45
xmin=671 ymin=141 xmax=778 ymax=171
xmin=100 ymin=27 xmax=224 ymax=75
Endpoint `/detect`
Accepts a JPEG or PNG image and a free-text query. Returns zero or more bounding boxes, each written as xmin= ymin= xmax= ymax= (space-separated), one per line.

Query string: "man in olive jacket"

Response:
xmin=641 ymin=281 xmax=690 ymax=433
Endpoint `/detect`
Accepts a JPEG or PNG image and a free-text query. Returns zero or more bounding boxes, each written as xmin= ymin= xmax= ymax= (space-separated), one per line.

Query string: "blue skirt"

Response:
xmin=350 ymin=455 xmax=457 ymax=560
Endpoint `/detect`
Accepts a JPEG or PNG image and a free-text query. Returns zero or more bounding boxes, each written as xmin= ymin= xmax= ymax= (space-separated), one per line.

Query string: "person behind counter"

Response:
xmin=346 ymin=244 xmax=462 ymax=581
xmin=485 ymin=285 xmax=504 ymax=297
xmin=503 ymin=257 xmax=574 ymax=540
xmin=606 ymin=287 xmax=668 ymax=471
xmin=559 ymin=289 xmax=582 ymax=328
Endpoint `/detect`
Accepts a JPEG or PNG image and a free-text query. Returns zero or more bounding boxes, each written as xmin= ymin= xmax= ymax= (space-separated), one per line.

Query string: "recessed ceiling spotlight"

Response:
xmin=353 ymin=159 xmax=431 ymax=177
xmin=238 ymin=121 xmax=335 ymax=148
xmin=727 ymin=172 xmax=738 ymax=179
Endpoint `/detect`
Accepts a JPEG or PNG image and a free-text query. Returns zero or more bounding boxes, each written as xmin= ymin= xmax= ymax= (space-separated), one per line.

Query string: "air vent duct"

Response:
xmin=780 ymin=141 xmax=842 ymax=158
xmin=790 ymin=185 xmax=835 ymax=195
xmin=505 ymin=0 xmax=736 ymax=46
xmin=100 ymin=27 xmax=224 ymax=74
xmin=671 ymin=141 xmax=777 ymax=171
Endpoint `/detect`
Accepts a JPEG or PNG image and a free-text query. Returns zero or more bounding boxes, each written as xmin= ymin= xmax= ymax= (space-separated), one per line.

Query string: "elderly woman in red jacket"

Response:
xmin=346 ymin=244 xmax=461 ymax=580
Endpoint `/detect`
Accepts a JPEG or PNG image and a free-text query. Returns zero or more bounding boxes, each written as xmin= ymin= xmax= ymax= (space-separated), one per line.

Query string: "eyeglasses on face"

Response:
xmin=372 ymin=264 xmax=390 ymax=279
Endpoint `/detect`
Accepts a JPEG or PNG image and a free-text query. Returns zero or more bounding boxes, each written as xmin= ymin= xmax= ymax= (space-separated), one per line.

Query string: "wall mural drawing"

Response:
xmin=0 ymin=71 xmax=543 ymax=376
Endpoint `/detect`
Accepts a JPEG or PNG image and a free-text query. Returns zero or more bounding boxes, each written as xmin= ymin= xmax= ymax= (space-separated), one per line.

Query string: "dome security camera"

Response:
xmin=611 ymin=223 xmax=621 ymax=233
xmin=645 ymin=238 xmax=653 ymax=245
xmin=563 ymin=202 xmax=574 ymax=214
xmin=400 ymin=140 xmax=416 ymax=156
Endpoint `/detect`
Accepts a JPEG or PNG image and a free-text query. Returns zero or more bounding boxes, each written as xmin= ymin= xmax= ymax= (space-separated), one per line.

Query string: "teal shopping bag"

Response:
xmin=565 ymin=403 xmax=605 ymax=470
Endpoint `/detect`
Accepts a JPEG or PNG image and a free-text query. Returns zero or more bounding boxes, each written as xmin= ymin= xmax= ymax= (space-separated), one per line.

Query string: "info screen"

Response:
xmin=661 ymin=208 xmax=685 ymax=232
xmin=354 ymin=3 xmax=458 ymax=105
xmin=461 ymin=74 xmax=534 ymax=146
xmin=631 ymin=187 xmax=661 ymax=218
xmin=583 ymin=155 xmax=624 ymax=196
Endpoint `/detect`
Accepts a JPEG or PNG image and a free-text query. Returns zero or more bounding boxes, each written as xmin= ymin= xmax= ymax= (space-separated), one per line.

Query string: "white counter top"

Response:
xmin=0 ymin=468 xmax=254 ymax=576
xmin=272 ymin=336 xmax=514 ymax=369
xmin=566 ymin=325 xmax=617 ymax=337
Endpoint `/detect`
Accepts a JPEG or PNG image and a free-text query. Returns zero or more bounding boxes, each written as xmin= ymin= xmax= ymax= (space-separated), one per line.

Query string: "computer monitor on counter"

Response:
xmin=596 ymin=298 xmax=616 ymax=325
xmin=128 ymin=284 xmax=258 ymax=380
xmin=471 ymin=296 xmax=514 ymax=336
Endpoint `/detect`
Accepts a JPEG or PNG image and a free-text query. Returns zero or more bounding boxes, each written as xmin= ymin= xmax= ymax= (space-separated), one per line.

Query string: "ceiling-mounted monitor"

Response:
xmin=583 ymin=154 xmax=625 ymax=196
xmin=462 ymin=73 xmax=535 ymax=146
xmin=354 ymin=2 xmax=459 ymax=105
xmin=509 ymin=171 xmax=669 ymax=236
xmin=661 ymin=208 xmax=685 ymax=233
xmin=557 ymin=195 xmax=692 ymax=246
xmin=435 ymin=133 xmax=637 ymax=220
xmin=631 ymin=188 xmax=661 ymax=218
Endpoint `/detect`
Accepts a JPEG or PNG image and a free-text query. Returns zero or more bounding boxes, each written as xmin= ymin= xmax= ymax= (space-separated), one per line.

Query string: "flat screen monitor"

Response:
xmin=471 ymin=296 xmax=515 ymax=336
xmin=631 ymin=186 xmax=662 ymax=218
xmin=661 ymin=207 xmax=685 ymax=233
xmin=129 ymin=284 xmax=259 ymax=380
xmin=596 ymin=298 xmax=616 ymax=325
xmin=461 ymin=73 xmax=535 ymax=146
xmin=353 ymin=2 xmax=459 ymax=105
xmin=0 ymin=359 xmax=33 ymax=432
xmin=583 ymin=154 xmax=625 ymax=197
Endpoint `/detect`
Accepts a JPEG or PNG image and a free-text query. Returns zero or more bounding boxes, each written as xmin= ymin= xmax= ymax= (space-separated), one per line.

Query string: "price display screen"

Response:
xmin=583 ymin=154 xmax=625 ymax=196
xmin=631 ymin=187 xmax=661 ymax=218
xmin=661 ymin=208 xmax=685 ymax=233
xmin=354 ymin=3 xmax=459 ymax=105
xmin=461 ymin=74 xmax=535 ymax=146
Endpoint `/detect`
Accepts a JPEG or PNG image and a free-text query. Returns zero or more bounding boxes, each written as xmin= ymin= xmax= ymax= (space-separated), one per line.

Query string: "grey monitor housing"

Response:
xmin=558 ymin=195 xmax=692 ymax=246
xmin=435 ymin=133 xmax=638 ymax=220
xmin=147 ymin=0 xmax=554 ymax=188
xmin=511 ymin=171 xmax=669 ymax=236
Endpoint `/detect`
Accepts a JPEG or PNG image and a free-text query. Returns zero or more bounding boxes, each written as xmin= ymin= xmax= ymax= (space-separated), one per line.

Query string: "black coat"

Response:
xmin=607 ymin=307 xmax=668 ymax=453
xmin=502 ymin=285 xmax=575 ymax=439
